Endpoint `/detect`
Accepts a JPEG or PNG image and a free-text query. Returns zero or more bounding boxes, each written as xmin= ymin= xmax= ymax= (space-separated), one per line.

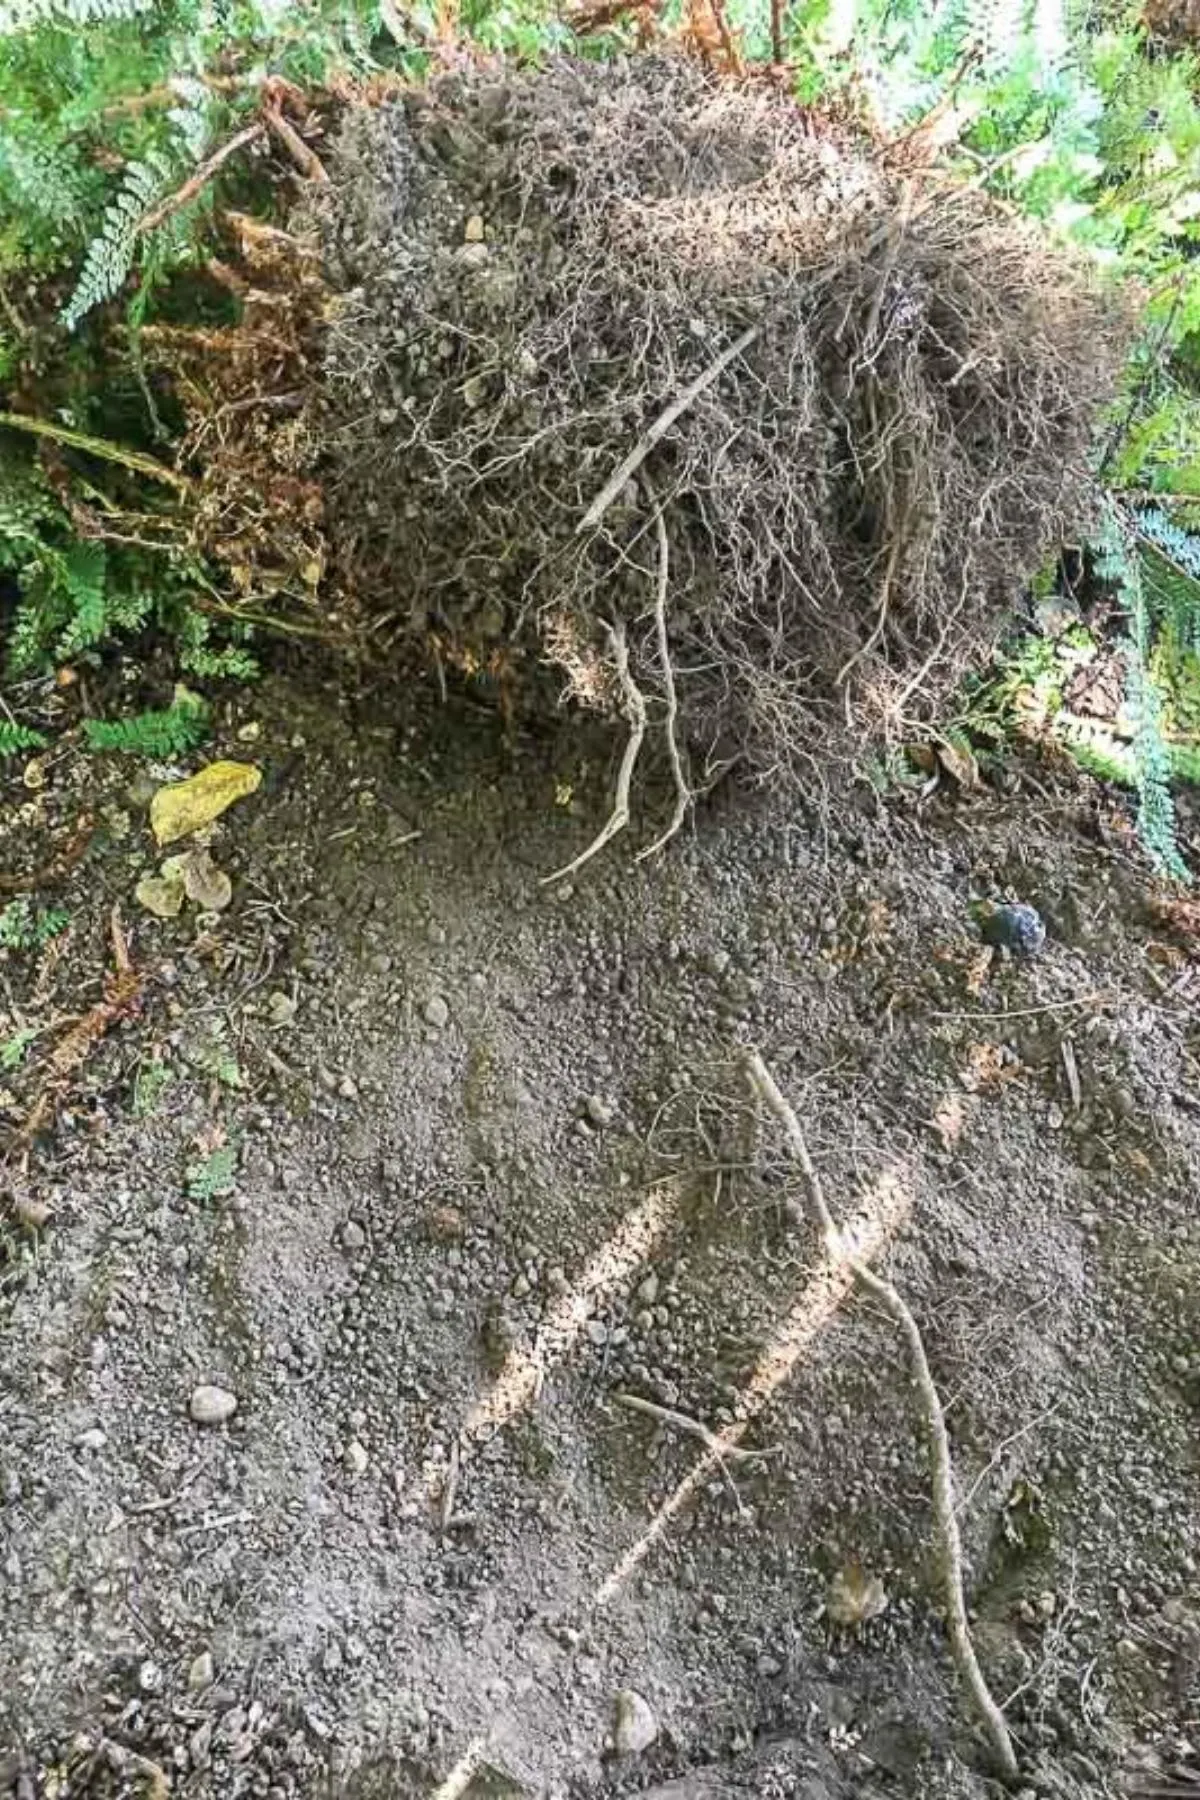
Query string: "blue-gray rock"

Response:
xmin=978 ymin=902 xmax=1046 ymax=956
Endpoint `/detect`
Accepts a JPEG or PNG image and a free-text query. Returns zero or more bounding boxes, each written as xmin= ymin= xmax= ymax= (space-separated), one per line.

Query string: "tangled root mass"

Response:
xmin=313 ymin=56 xmax=1128 ymax=788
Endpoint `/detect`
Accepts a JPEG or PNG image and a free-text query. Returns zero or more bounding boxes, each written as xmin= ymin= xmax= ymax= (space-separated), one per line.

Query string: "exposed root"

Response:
xmin=542 ymin=621 xmax=647 ymax=884
xmin=636 ymin=501 xmax=693 ymax=862
xmin=309 ymin=58 xmax=1127 ymax=791
xmin=743 ymin=1049 xmax=1021 ymax=1782
xmin=578 ymin=329 xmax=760 ymax=536
xmin=613 ymin=1389 xmax=777 ymax=1462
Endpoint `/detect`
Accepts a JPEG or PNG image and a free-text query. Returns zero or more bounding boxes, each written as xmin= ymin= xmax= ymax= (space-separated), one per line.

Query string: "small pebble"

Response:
xmin=138 ymin=1660 xmax=164 ymax=1695
xmin=424 ymin=995 xmax=450 ymax=1029
xmin=341 ymin=1220 xmax=367 ymax=1253
xmin=612 ymin=1688 xmax=658 ymax=1756
xmin=345 ymin=1440 xmax=369 ymax=1478
xmin=585 ymin=1094 xmax=615 ymax=1128
xmin=189 ymin=1385 xmax=238 ymax=1426
xmin=635 ymin=1273 xmax=659 ymax=1306
xmin=188 ymin=1651 xmax=215 ymax=1692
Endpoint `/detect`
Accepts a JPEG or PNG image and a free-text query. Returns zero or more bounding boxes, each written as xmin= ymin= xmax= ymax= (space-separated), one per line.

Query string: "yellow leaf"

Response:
xmin=150 ymin=761 xmax=262 ymax=846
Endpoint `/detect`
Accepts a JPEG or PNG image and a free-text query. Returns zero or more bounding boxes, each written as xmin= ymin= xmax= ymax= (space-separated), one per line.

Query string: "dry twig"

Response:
xmin=9 ymin=907 xmax=141 ymax=1157
xmin=135 ymin=122 xmax=266 ymax=238
xmin=0 ymin=412 xmax=190 ymax=492
xmin=743 ymin=1049 xmax=1020 ymax=1781
xmin=264 ymin=105 xmax=329 ymax=183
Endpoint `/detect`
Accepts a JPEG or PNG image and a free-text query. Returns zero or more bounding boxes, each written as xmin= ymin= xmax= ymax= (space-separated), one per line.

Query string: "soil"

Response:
xmin=2 ymin=666 xmax=1199 ymax=1800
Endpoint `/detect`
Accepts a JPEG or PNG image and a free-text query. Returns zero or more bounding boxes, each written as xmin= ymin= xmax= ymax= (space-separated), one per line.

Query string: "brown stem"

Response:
xmin=134 ymin=121 xmax=265 ymax=238
xmin=263 ymin=106 xmax=329 ymax=183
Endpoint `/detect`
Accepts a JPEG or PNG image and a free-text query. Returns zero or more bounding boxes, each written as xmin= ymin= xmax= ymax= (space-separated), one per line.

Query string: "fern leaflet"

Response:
xmin=61 ymin=154 xmax=168 ymax=331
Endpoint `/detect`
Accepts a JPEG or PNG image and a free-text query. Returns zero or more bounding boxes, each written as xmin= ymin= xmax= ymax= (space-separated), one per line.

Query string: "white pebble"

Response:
xmin=189 ymin=1384 xmax=238 ymax=1426
xmin=612 ymin=1688 xmax=658 ymax=1755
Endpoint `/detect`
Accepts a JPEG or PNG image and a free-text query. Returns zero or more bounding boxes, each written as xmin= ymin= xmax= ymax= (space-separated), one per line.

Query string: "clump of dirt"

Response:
xmin=311 ymin=55 xmax=1127 ymax=786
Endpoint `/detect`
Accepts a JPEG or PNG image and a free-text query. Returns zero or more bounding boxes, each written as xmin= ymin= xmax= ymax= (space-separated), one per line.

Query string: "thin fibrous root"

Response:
xmin=743 ymin=1049 xmax=1021 ymax=1783
xmin=542 ymin=620 xmax=646 ymax=885
xmin=636 ymin=502 xmax=693 ymax=862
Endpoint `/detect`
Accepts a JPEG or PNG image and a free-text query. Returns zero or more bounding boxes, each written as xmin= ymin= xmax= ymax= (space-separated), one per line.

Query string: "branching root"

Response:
xmin=744 ymin=1049 xmax=1020 ymax=1782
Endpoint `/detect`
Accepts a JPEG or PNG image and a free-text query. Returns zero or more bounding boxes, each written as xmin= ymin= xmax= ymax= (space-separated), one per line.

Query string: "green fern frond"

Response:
xmin=0 ymin=457 xmax=58 ymax=555
xmin=0 ymin=121 xmax=90 ymax=240
xmin=0 ymin=0 xmax=157 ymax=33
xmin=54 ymin=540 xmax=108 ymax=652
xmin=61 ymin=153 xmax=168 ymax=330
xmin=84 ymin=692 xmax=209 ymax=756
xmin=177 ymin=608 xmax=259 ymax=680
xmin=1096 ymin=501 xmax=1190 ymax=878
xmin=0 ymin=719 xmax=46 ymax=756
xmin=1128 ymin=651 xmax=1187 ymax=879
xmin=0 ymin=896 xmax=67 ymax=948
xmin=185 ymin=1141 xmax=237 ymax=1201
xmin=1138 ymin=507 xmax=1200 ymax=580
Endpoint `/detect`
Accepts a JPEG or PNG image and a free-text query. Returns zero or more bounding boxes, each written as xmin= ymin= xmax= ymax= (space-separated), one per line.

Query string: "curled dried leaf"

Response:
xmin=136 ymin=869 xmax=186 ymax=919
xmin=182 ymin=847 xmax=232 ymax=912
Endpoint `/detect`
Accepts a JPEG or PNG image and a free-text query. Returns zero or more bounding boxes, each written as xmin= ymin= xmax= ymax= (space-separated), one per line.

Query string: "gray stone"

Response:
xmin=585 ymin=1094 xmax=615 ymax=1128
xmin=424 ymin=995 xmax=450 ymax=1029
xmin=341 ymin=1220 xmax=367 ymax=1252
xmin=189 ymin=1385 xmax=238 ymax=1426
xmin=343 ymin=1123 xmax=375 ymax=1163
